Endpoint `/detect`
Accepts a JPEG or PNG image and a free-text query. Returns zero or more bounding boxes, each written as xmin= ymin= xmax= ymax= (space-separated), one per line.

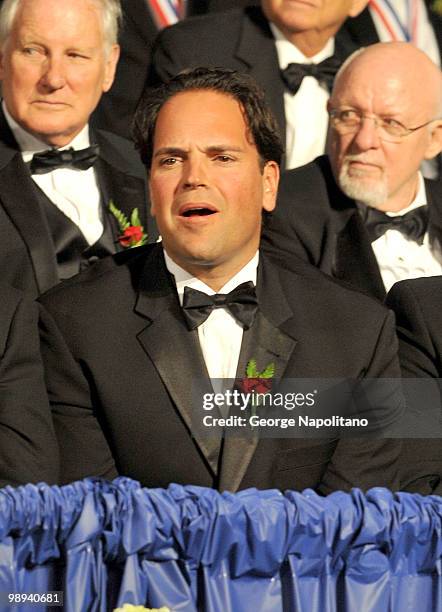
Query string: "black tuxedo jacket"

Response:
xmin=262 ymin=156 xmax=442 ymax=301
xmin=343 ymin=3 xmax=442 ymax=58
xmin=385 ymin=277 xmax=442 ymax=495
xmin=0 ymin=108 xmax=155 ymax=298
xmin=386 ymin=277 xmax=442 ymax=378
xmin=39 ymin=243 xmax=402 ymax=492
xmin=0 ymin=284 xmax=59 ymax=486
xmin=92 ymin=0 xmax=255 ymax=139
xmin=149 ymin=6 xmax=358 ymax=147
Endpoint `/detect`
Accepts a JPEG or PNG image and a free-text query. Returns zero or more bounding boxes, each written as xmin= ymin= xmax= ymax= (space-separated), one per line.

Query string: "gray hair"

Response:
xmin=0 ymin=0 xmax=122 ymax=52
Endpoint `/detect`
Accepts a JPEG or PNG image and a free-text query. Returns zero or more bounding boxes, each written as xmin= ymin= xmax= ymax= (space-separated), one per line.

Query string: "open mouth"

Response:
xmin=179 ymin=204 xmax=218 ymax=218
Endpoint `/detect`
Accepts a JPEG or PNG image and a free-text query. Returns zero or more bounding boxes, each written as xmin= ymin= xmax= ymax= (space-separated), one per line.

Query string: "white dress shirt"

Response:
xmin=164 ymin=250 xmax=259 ymax=383
xmin=270 ymin=23 xmax=333 ymax=170
xmin=361 ymin=173 xmax=442 ymax=292
xmin=3 ymin=102 xmax=103 ymax=245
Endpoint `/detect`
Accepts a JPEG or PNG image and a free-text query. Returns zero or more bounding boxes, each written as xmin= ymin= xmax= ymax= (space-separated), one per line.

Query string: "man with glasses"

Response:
xmin=263 ymin=42 xmax=442 ymax=300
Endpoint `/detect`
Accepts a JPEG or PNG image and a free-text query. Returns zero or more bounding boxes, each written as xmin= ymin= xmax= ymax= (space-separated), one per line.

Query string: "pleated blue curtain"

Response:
xmin=0 ymin=479 xmax=440 ymax=611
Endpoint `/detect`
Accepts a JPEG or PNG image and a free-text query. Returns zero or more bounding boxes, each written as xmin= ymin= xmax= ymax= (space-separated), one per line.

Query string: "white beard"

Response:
xmin=338 ymin=157 xmax=388 ymax=209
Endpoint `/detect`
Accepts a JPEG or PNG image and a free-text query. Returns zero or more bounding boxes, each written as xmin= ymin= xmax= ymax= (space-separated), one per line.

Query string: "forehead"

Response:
xmin=153 ymin=90 xmax=254 ymax=147
xmin=332 ymin=63 xmax=419 ymax=117
xmin=11 ymin=0 xmax=103 ymax=43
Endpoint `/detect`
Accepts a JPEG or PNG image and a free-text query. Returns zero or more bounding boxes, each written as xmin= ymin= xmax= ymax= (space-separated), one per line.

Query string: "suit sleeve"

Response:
xmin=317 ymin=309 xmax=403 ymax=494
xmin=39 ymin=304 xmax=118 ymax=484
xmin=385 ymin=281 xmax=439 ymax=378
xmin=0 ymin=295 xmax=59 ymax=486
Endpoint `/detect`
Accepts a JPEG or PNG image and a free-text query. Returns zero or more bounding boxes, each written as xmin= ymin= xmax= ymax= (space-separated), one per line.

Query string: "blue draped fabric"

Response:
xmin=0 ymin=479 xmax=440 ymax=611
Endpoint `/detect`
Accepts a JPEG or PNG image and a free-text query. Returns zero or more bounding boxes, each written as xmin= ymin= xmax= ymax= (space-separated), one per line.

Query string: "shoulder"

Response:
xmin=94 ymin=128 xmax=145 ymax=179
xmin=387 ymin=276 xmax=442 ymax=318
xmin=156 ymin=6 xmax=266 ymax=48
xmin=278 ymin=157 xmax=334 ymax=203
xmin=39 ymin=243 xmax=157 ymax=315
xmin=268 ymin=252 xmax=390 ymax=323
xmin=0 ymin=285 xmax=36 ymax=353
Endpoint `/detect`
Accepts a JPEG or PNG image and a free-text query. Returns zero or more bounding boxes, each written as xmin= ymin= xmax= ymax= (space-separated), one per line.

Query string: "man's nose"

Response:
xmin=352 ymin=116 xmax=382 ymax=151
xmin=182 ymin=155 xmax=209 ymax=188
xmin=39 ymin=56 xmax=67 ymax=90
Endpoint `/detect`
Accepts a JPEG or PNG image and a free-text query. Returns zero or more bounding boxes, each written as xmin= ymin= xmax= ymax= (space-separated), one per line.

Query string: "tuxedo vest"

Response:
xmin=32 ymin=183 xmax=116 ymax=282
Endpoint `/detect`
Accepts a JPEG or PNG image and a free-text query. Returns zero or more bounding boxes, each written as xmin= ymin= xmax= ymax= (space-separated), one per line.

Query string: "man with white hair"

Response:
xmin=0 ymin=0 xmax=155 ymax=298
xmin=263 ymin=42 xmax=442 ymax=300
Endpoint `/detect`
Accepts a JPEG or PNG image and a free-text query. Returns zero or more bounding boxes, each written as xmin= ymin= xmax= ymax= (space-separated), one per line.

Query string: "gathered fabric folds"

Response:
xmin=0 ymin=479 xmax=440 ymax=611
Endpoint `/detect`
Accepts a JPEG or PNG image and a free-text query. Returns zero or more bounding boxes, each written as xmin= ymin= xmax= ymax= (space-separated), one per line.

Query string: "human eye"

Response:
xmin=159 ymin=156 xmax=180 ymax=167
xmin=67 ymin=50 xmax=90 ymax=60
xmin=22 ymin=46 xmax=43 ymax=57
xmin=214 ymin=154 xmax=235 ymax=163
xmin=380 ymin=117 xmax=406 ymax=135
xmin=338 ymin=109 xmax=360 ymax=124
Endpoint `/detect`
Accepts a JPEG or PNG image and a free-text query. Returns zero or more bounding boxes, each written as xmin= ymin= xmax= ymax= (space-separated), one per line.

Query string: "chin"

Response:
xmin=339 ymin=171 xmax=388 ymax=209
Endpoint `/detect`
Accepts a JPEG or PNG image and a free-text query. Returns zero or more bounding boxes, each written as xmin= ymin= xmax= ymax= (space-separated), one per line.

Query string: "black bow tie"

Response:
xmin=29 ymin=144 xmax=99 ymax=175
xmin=281 ymin=56 xmax=341 ymax=95
xmin=182 ymin=281 xmax=258 ymax=330
xmin=364 ymin=206 xmax=429 ymax=244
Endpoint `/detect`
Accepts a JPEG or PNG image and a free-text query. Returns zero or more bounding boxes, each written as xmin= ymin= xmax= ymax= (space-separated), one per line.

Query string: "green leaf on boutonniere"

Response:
xmin=246 ymin=358 xmax=258 ymax=378
xmin=260 ymin=362 xmax=275 ymax=379
xmin=109 ymin=201 xmax=148 ymax=248
xmin=109 ymin=200 xmax=130 ymax=230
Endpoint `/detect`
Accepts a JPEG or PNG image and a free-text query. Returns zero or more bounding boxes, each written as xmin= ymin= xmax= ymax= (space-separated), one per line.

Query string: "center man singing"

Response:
xmin=39 ymin=68 xmax=402 ymax=492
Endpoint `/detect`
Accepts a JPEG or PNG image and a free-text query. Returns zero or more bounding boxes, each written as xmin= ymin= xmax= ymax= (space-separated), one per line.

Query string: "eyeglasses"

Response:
xmin=328 ymin=108 xmax=439 ymax=143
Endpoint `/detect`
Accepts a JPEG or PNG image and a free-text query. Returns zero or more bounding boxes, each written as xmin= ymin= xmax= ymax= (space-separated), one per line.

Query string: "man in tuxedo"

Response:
xmin=342 ymin=0 xmax=442 ymax=179
xmin=149 ymin=0 xmax=368 ymax=169
xmin=0 ymin=0 xmax=155 ymax=299
xmin=39 ymin=67 xmax=402 ymax=493
xmin=386 ymin=277 xmax=442 ymax=495
xmin=0 ymin=283 xmax=59 ymax=486
xmin=92 ymin=0 xmax=255 ymax=140
xmin=263 ymin=42 xmax=442 ymax=301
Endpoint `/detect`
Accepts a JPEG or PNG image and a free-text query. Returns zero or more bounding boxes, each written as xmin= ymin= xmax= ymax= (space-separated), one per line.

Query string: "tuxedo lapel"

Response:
xmin=0 ymin=137 xmax=59 ymax=293
xmin=134 ymin=248 xmax=222 ymax=475
xmin=341 ymin=8 xmax=380 ymax=47
xmin=334 ymin=209 xmax=386 ymax=300
xmin=218 ymin=255 xmax=297 ymax=492
xmin=234 ymin=8 xmax=286 ymax=144
xmin=93 ymin=129 xmax=150 ymax=248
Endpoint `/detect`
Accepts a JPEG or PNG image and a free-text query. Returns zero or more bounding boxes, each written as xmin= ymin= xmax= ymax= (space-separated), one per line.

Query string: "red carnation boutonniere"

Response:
xmin=109 ymin=201 xmax=148 ymax=248
xmin=242 ymin=359 xmax=275 ymax=414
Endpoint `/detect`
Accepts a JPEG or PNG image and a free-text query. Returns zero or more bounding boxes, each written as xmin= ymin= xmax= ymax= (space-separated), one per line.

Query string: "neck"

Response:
xmin=184 ymin=263 xmax=247 ymax=292
xmin=279 ymin=27 xmax=335 ymax=58
xmin=376 ymin=175 xmax=420 ymax=213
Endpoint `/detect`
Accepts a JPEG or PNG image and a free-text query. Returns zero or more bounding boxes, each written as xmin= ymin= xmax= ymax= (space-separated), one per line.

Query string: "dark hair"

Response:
xmin=133 ymin=66 xmax=284 ymax=171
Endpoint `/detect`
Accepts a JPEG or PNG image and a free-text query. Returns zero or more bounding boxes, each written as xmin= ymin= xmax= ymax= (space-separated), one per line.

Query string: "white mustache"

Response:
xmin=343 ymin=155 xmax=383 ymax=167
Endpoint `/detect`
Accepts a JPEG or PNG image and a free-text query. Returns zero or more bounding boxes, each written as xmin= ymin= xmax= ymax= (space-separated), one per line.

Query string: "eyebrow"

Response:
xmin=153 ymin=145 xmax=244 ymax=158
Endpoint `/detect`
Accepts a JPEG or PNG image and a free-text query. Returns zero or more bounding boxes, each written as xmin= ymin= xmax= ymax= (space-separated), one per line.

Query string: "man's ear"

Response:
xmin=348 ymin=0 xmax=369 ymax=18
xmin=424 ymin=120 xmax=442 ymax=160
xmin=102 ymin=44 xmax=120 ymax=93
xmin=262 ymin=161 xmax=279 ymax=213
xmin=148 ymin=182 xmax=157 ymax=217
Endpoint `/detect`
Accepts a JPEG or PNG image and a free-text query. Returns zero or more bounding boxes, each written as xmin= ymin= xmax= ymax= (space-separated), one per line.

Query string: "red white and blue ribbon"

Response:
xmin=369 ymin=0 xmax=418 ymax=43
xmin=147 ymin=0 xmax=186 ymax=29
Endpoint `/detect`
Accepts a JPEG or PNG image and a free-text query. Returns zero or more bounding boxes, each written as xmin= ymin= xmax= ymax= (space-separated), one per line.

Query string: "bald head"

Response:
xmin=327 ymin=42 xmax=442 ymax=212
xmin=332 ymin=42 xmax=442 ymax=119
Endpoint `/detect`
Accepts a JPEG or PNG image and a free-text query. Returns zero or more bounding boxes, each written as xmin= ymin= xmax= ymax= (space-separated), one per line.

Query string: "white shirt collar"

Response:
xmin=269 ymin=22 xmax=335 ymax=69
xmin=164 ymin=249 xmax=259 ymax=305
xmin=357 ymin=172 xmax=427 ymax=217
xmin=2 ymin=100 xmax=91 ymax=162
